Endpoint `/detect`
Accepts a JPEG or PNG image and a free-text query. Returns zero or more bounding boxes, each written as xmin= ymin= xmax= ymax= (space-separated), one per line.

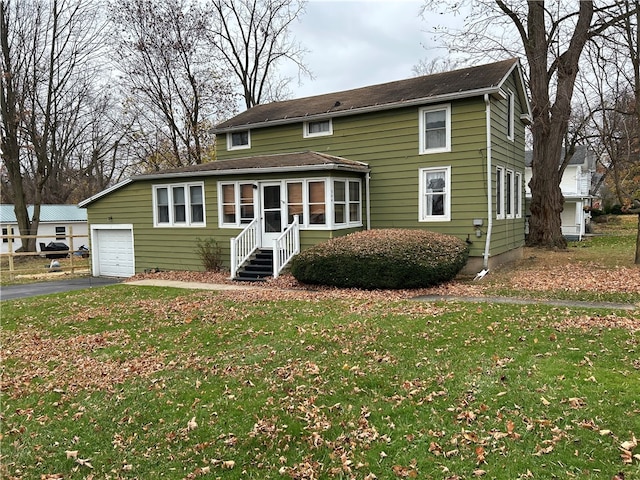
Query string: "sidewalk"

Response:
xmin=126 ymin=279 xmax=637 ymax=311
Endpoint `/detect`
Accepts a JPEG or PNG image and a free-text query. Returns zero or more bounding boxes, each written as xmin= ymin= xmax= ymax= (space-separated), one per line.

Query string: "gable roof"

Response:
xmin=1 ymin=204 xmax=87 ymax=224
xmin=79 ymin=152 xmax=369 ymax=207
xmin=215 ymin=58 xmax=529 ymax=132
xmin=525 ymin=146 xmax=596 ymax=168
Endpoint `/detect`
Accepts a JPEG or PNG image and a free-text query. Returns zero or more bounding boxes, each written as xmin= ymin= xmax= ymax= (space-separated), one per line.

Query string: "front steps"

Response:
xmin=234 ymin=249 xmax=273 ymax=282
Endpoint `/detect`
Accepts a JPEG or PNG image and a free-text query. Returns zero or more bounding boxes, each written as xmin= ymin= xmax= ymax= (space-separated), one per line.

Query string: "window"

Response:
xmin=304 ymin=119 xmax=333 ymax=138
xmin=348 ymin=181 xmax=361 ymax=223
xmin=419 ymin=166 xmax=451 ymax=221
xmin=506 ymin=89 xmax=515 ymax=141
xmin=506 ymin=170 xmax=514 ymax=219
xmin=308 ymin=181 xmax=326 ymax=225
xmin=334 ymin=180 xmax=346 ymax=224
xmin=154 ymin=183 xmax=205 ymax=227
xmin=515 ymin=172 xmax=522 ymax=218
xmin=2 ymin=227 xmax=14 ymax=243
xmin=227 ymin=130 xmax=250 ymax=150
xmin=219 ymin=182 xmax=256 ymax=227
xmin=287 ymin=182 xmax=304 ymax=224
xmin=55 ymin=226 xmax=66 ymax=240
xmin=496 ymin=166 xmax=505 ymax=219
xmin=419 ymin=104 xmax=451 ymax=154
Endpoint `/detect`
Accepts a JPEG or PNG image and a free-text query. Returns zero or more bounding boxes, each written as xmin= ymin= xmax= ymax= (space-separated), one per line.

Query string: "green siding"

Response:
xmin=88 ymin=70 xmax=528 ymax=272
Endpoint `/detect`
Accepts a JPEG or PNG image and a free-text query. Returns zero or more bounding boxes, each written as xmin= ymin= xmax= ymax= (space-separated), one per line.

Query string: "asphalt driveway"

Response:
xmin=0 ymin=277 xmax=121 ymax=301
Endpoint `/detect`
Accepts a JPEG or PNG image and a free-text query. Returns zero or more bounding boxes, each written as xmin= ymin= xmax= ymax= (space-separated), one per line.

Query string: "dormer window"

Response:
xmin=227 ymin=130 xmax=251 ymax=150
xmin=303 ymin=119 xmax=333 ymax=138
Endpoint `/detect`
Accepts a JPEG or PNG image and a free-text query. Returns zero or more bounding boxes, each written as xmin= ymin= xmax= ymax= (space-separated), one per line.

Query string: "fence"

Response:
xmin=0 ymin=226 xmax=90 ymax=280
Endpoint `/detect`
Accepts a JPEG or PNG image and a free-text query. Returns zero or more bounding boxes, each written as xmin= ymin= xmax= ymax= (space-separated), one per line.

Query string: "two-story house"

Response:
xmin=525 ymin=146 xmax=599 ymax=241
xmin=80 ymin=58 xmax=531 ymax=279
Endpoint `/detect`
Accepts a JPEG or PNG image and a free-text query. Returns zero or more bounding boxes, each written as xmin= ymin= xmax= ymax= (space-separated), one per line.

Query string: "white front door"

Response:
xmin=260 ymin=182 xmax=284 ymax=248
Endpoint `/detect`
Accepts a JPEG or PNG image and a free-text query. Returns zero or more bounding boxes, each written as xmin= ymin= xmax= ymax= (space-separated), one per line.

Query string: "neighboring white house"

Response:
xmin=0 ymin=204 xmax=88 ymax=254
xmin=525 ymin=146 xmax=599 ymax=240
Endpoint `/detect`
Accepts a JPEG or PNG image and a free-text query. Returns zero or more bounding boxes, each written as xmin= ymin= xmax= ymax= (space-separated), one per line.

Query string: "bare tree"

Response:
xmin=1 ymin=0 xmax=106 ymax=251
xmin=208 ymin=0 xmax=310 ymax=108
xmin=420 ymin=1 xmax=637 ymax=249
xmin=109 ymin=0 xmax=236 ymax=169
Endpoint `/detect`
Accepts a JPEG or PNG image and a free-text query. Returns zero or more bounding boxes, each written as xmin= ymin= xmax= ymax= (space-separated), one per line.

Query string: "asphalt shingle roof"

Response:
xmin=215 ymin=58 xmax=520 ymax=131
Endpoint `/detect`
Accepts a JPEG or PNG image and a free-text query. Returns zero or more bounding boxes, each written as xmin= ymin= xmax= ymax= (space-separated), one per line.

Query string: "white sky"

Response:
xmin=284 ymin=0 xmax=465 ymax=99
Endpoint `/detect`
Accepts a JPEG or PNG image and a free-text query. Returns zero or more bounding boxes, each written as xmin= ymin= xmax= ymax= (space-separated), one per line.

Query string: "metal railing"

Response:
xmin=273 ymin=216 xmax=300 ymax=279
xmin=230 ymin=218 xmax=259 ymax=279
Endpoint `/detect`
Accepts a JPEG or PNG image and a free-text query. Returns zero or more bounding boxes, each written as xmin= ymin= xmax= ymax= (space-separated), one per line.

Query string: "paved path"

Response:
xmin=0 ymin=277 xmax=121 ymax=301
xmin=2 ymin=278 xmax=637 ymax=311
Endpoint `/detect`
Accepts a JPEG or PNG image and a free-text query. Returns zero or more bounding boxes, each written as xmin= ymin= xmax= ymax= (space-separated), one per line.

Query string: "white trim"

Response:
xmin=506 ymin=89 xmax=515 ymax=141
xmin=89 ymin=224 xmax=135 ymax=277
xmin=506 ymin=169 xmax=515 ymax=219
xmin=303 ymin=118 xmax=333 ymax=138
xmin=152 ymin=182 xmax=206 ymax=227
xmin=226 ymin=130 xmax=251 ymax=150
xmin=496 ymin=166 xmax=505 ymax=220
xmin=418 ymin=166 xmax=451 ymax=222
xmin=515 ymin=171 xmax=523 ymax=219
xmin=218 ymin=177 xmax=364 ymax=231
xmin=419 ymin=104 xmax=451 ymax=155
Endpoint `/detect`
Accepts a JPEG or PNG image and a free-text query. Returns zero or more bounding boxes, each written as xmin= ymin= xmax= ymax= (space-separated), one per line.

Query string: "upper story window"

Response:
xmin=419 ymin=166 xmax=451 ymax=222
xmin=227 ymin=130 xmax=251 ymax=150
xmin=303 ymin=119 xmax=333 ymax=138
xmin=154 ymin=183 xmax=205 ymax=227
xmin=419 ymin=104 xmax=451 ymax=154
xmin=506 ymin=89 xmax=515 ymax=141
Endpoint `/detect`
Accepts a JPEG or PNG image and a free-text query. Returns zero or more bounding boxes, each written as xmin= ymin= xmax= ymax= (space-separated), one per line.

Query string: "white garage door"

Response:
xmin=93 ymin=227 xmax=135 ymax=277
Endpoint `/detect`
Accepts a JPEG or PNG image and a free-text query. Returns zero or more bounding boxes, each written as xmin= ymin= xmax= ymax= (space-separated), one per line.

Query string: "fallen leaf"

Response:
xmin=187 ymin=416 xmax=198 ymax=431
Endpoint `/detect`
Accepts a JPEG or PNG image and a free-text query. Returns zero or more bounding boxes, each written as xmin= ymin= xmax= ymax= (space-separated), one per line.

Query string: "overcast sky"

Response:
xmin=284 ymin=0 xmax=465 ymax=99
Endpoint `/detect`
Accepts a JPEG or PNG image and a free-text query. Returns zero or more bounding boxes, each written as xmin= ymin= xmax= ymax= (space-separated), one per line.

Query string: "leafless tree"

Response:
xmin=208 ymin=0 xmax=310 ymax=109
xmin=1 ymin=0 xmax=106 ymax=251
xmin=109 ymin=0 xmax=236 ymax=169
xmin=420 ymin=1 xmax=637 ymax=249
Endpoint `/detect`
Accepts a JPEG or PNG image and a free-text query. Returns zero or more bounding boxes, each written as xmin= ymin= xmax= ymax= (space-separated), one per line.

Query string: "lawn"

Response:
xmin=1 ymin=216 xmax=639 ymax=480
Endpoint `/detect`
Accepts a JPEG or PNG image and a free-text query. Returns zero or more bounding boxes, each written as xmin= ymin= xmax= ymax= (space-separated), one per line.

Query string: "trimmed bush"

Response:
xmin=290 ymin=229 xmax=469 ymax=289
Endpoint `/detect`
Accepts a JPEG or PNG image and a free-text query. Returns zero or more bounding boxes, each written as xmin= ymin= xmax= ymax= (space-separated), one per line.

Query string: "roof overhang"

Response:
xmin=214 ymin=85 xmax=511 ymax=134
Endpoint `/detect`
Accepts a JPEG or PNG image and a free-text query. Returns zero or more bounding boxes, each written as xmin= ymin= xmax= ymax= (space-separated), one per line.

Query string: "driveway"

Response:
xmin=0 ymin=277 xmax=121 ymax=301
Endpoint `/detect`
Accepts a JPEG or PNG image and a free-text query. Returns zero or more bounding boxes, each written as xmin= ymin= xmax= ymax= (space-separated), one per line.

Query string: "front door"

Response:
xmin=260 ymin=182 xmax=284 ymax=248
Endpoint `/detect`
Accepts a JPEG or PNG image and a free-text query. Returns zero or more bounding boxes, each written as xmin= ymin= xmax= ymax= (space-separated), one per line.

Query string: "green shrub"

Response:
xmin=290 ymin=229 xmax=469 ymax=289
xmin=195 ymin=237 xmax=223 ymax=272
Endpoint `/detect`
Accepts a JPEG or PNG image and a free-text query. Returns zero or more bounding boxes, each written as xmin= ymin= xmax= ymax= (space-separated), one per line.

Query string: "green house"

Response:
xmin=80 ymin=58 xmax=531 ymax=279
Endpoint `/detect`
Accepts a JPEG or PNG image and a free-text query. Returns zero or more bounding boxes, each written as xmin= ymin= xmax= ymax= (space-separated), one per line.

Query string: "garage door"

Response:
xmin=93 ymin=227 xmax=135 ymax=277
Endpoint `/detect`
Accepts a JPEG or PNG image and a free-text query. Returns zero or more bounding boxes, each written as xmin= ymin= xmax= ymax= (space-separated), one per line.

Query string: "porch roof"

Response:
xmin=79 ymin=152 xmax=369 ymax=208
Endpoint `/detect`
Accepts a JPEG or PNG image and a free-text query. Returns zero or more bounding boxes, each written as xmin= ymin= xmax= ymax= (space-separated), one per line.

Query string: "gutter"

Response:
xmin=483 ymin=94 xmax=493 ymax=270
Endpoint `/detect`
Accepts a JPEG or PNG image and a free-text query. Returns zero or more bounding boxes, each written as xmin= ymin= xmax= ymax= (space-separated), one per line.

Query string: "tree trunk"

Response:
xmin=635 ymin=213 xmax=640 ymax=265
xmin=527 ymin=124 xmax=567 ymax=248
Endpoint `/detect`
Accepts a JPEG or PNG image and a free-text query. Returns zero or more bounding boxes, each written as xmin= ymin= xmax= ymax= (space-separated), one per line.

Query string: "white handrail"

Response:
xmin=273 ymin=215 xmax=300 ymax=279
xmin=230 ymin=218 xmax=259 ymax=279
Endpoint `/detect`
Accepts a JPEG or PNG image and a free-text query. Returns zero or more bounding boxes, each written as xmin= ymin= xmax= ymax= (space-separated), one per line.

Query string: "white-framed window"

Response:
xmin=506 ymin=89 xmax=515 ymax=141
xmin=153 ymin=182 xmax=206 ymax=227
xmin=303 ymin=119 xmax=333 ymax=138
xmin=496 ymin=166 xmax=505 ymax=219
xmin=218 ymin=178 xmax=363 ymax=230
xmin=506 ymin=169 xmax=515 ymax=219
xmin=515 ymin=172 xmax=522 ymax=218
xmin=419 ymin=166 xmax=451 ymax=222
xmin=226 ymin=130 xmax=251 ymax=150
xmin=419 ymin=104 xmax=451 ymax=154
xmin=2 ymin=227 xmax=14 ymax=243
xmin=219 ymin=182 xmax=256 ymax=227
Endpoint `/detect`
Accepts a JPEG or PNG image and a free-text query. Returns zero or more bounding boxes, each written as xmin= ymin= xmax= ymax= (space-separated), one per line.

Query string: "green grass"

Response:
xmin=2 ymin=286 xmax=639 ymax=479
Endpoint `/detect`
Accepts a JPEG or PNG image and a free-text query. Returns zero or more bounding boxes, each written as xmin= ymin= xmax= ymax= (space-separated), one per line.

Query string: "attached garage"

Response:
xmin=90 ymin=225 xmax=135 ymax=277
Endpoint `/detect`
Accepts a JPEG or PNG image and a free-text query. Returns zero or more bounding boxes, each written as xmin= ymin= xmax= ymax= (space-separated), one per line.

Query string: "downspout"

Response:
xmin=366 ymin=172 xmax=371 ymax=230
xmin=483 ymin=94 xmax=493 ymax=270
